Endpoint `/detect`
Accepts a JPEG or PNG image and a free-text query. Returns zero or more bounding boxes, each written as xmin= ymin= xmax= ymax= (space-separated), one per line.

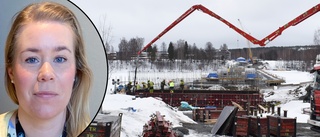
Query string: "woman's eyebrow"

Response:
xmin=55 ymin=46 xmax=72 ymax=53
xmin=20 ymin=48 xmax=39 ymax=54
xmin=20 ymin=46 xmax=72 ymax=54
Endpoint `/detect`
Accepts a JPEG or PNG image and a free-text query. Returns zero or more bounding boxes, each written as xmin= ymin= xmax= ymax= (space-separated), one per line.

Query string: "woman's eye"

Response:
xmin=54 ymin=57 xmax=67 ymax=63
xmin=25 ymin=57 xmax=39 ymax=64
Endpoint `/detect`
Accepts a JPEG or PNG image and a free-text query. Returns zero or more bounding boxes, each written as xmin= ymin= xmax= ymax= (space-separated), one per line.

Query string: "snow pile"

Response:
xmin=264 ymin=70 xmax=313 ymax=85
xmin=102 ymin=94 xmax=196 ymax=136
xmin=263 ymin=85 xmax=308 ymax=104
xmin=278 ymin=100 xmax=310 ymax=123
xmin=261 ymin=85 xmax=311 ymax=123
xmin=261 ymin=68 xmax=312 ymax=104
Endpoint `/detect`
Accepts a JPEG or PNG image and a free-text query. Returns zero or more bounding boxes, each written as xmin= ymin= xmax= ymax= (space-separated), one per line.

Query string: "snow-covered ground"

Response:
xmin=101 ymin=60 xmax=314 ymax=136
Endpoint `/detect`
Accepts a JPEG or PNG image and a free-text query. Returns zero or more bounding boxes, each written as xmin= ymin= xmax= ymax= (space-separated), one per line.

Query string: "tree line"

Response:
xmin=114 ymin=37 xmax=230 ymax=62
xmin=230 ymin=45 xmax=320 ymax=66
xmin=111 ymin=36 xmax=320 ymax=66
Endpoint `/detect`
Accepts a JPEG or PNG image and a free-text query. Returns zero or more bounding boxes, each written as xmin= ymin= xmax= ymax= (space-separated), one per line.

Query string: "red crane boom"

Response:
xmin=260 ymin=3 xmax=320 ymax=45
xmin=137 ymin=4 xmax=257 ymax=55
xmin=137 ymin=3 xmax=320 ymax=55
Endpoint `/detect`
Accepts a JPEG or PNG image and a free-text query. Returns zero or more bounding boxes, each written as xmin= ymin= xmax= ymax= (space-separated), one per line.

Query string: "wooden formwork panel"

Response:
xmin=210 ymin=110 xmax=221 ymax=120
xmin=236 ymin=111 xmax=247 ymax=117
xmin=136 ymin=92 xmax=263 ymax=108
xmin=233 ymin=116 xmax=251 ymax=137
xmin=193 ymin=108 xmax=218 ymax=122
xmin=250 ymin=116 xmax=268 ymax=137
xmin=193 ymin=108 xmax=247 ymax=122
xmin=267 ymin=116 xmax=296 ymax=137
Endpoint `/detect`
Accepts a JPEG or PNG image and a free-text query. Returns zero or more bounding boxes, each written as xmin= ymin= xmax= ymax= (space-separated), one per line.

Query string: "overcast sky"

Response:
xmin=71 ymin=0 xmax=320 ymax=50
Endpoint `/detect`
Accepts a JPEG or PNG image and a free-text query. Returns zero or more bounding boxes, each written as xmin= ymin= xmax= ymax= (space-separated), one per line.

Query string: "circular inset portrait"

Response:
xmin=0 ymin=0 xmax=107 ymax=136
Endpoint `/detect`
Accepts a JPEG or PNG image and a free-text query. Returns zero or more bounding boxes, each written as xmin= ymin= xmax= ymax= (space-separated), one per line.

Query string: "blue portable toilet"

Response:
xmin=207 ymin=72 xmax=219 ymax=79
xmin=246 ymin=73 xmax=256 ymax=79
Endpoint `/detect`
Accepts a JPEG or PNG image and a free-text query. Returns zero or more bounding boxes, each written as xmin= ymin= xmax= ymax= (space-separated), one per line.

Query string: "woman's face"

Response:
xmin=8 ymin=21 xmax=76 ymax=119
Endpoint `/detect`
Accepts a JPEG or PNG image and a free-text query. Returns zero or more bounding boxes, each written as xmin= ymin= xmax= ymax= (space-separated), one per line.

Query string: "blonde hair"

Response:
xmin=5 ymin=2 xmax=92 ymax=136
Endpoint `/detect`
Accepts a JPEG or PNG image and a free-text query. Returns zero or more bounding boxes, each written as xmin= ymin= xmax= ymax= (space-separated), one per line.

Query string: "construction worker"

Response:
xmin=148 ymin=80 xmax=154 ymax=93
xmin=136 ymin=82 xmax=141 ymax=90
xmin=142 ymin=82 xmax=148 ymax=92
xmin=126 ymin=81 xmax=132 ymax=94
xmin=179 ymin=79 xmax=184 ymax=91
xmin=160 ymin=79 xmax=166 ymax=92
xmin=169 ymin=80 xmax=175 ymax=93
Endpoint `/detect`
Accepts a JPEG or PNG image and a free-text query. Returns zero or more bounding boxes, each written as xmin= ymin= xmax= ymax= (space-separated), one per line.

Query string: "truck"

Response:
xmin=308 ymin=54 xmax=320 ymax=132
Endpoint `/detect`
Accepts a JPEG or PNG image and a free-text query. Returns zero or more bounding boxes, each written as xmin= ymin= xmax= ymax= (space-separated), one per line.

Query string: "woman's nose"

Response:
xmin=38 ymin=62 xmax=55 ymax=82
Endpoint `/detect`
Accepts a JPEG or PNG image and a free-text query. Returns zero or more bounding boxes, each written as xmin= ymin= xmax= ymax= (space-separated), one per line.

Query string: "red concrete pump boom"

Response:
xmin=261 ymin=3 xmax=320 ymax=46
xmin=137 ymin=3 xmax=320 ymax=55
xmin=137 ymin=4 xmax=258 ymax=55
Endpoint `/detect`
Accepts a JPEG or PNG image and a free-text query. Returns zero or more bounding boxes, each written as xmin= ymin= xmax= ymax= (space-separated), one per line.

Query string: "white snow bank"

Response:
xmin=102 ymin=94 xmax=196 ymax=136
xmin=278 ymin=100 xmax=310 ymax=123
xmin=264 ymin=70 xmax=312 ymax=85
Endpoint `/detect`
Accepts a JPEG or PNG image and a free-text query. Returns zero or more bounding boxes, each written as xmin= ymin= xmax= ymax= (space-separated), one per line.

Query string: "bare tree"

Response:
xmin=118 ymin=38 xmax=129 ymax=60
xmin=161 ymin=42 xmax=167 ymax=52
xmin=128 ymin=37 xmax=144 ymax=59
xmin=176 ymin=39 xmax=185 ymax=59
xmin=205 ymin=42 xmax=216 ymax=61
xmin=99 ymin=14 xmax=114 ymax=53
xmin=314 ymin=28 xmax=320 ymax=45
xmin=220 ymin=43 xmax=228 ymax=51
xmin=98 ymin=14 xmax=115 ymax=86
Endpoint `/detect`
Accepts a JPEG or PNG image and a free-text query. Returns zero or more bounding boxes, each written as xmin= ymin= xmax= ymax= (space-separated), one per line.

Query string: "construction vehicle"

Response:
xmin=308 ymin=54 xmax=320 ymax=132
xmin=137 ymin=3 xmax=320 ymax=55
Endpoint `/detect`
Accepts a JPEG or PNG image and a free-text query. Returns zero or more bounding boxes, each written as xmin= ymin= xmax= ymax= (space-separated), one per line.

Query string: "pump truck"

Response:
xmin=308 ymin=54 xmax=320 ymax=132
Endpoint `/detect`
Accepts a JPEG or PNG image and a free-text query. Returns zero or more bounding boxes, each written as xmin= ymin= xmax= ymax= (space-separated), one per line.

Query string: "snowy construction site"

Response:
xmin=80 ymin=3 xmax=320 ymax=137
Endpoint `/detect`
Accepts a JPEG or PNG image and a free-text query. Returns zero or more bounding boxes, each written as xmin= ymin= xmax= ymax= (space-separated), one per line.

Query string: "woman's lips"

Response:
xmin=34 ymin=91 xmax=58 ymax=98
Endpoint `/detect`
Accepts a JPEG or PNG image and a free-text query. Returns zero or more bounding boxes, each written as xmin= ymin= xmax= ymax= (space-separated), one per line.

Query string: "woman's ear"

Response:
xmin=8 ymin=67 xmax=14 ymax=82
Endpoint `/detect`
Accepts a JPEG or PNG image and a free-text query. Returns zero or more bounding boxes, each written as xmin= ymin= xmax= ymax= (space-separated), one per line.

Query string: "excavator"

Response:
xmin=133 ymin=3 xmax=320 ymax=133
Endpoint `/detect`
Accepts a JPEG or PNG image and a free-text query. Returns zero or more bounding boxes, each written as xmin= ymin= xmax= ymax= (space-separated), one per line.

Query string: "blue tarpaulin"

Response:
xmin=180 ymin=101 xmax=199 ymax=110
